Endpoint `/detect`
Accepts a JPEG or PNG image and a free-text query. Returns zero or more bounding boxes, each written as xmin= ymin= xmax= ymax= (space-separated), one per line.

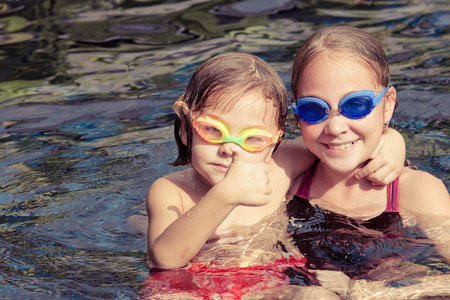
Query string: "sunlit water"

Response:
xmin=0 ymin=0 xmax=449 ymax=298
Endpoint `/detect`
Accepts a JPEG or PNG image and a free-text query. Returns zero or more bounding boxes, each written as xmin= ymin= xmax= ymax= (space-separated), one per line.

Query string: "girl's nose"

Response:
xmin=218 ymin=142 xmax=241 ymax=157
xmin=323 ymin=114 xmax=349 ymax=136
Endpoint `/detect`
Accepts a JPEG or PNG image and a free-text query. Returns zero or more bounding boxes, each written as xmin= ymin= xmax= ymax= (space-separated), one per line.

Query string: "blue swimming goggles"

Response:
xmin=292 ymin=87 xmax=389 ymax=124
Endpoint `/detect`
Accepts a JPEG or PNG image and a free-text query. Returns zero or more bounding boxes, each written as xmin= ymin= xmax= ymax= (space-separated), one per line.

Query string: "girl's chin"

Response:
xmin=210 ymin=174 xmax=227 ymax=186
xmin=322 ymin=159 xmax=361 ymax=174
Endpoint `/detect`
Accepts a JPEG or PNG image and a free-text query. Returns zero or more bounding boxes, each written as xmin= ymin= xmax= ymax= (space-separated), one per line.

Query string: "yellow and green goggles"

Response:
xmin=192 ymin=115 xmax=283 ymax=153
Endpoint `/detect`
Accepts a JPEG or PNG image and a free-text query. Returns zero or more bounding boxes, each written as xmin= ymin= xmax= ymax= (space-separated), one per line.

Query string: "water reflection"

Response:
xmin=0 ymin=0 xmax=449 ymax=298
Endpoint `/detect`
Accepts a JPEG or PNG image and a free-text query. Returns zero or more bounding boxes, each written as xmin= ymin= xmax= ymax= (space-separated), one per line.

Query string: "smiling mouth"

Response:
xmin=327 ymin=142 xmax=354 ymax=150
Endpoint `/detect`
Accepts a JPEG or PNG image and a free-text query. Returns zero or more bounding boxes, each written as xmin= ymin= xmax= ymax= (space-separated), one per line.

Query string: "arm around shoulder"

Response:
xmin=357 ymin=127 xmax=405 ymax=185
xmin=273 ymin=136 xmax=317 ymax=179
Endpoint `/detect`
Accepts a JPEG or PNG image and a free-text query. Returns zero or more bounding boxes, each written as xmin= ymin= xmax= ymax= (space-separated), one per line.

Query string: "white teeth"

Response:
xmin=328 ymin=142 xmax=353 ymax=150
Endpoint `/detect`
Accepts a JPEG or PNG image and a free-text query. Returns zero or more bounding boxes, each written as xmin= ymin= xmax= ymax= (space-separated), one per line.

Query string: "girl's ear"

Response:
xmin=383 ymin=86 xmax=397 ymax=125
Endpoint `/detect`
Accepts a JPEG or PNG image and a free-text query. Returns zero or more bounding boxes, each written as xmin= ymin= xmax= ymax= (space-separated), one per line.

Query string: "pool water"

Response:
xmin=0 ymin=0 xmax=449 ymax=298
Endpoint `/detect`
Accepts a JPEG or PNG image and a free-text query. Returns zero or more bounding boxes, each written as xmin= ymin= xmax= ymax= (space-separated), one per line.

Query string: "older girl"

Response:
xmin=287 ymin=26 xmax=450 ymax=298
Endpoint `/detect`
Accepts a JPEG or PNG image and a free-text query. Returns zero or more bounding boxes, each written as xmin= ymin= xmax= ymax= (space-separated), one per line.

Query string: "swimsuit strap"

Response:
xmin=295 ymin=160 xmax=319 ymax=199
xmin=296 ymin=161 xmax=401 ymax=213
xmin=384 ymin=175 xmax=400 ymax=212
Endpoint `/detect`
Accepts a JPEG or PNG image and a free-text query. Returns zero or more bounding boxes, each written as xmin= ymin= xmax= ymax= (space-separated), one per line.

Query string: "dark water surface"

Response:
xmin=0 ymin=0 xmax=449 ymax=298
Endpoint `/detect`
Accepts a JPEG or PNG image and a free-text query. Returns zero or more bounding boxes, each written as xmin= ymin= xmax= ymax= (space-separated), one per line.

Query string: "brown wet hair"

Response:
xmin=291 ymin=26 xmax=397 ymax=112
xmin=171 ymin=52 xmax=288 ymax=166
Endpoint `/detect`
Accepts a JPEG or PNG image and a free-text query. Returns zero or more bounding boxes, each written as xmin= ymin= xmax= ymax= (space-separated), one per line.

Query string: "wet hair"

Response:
xmin=171 ymin=52 xmax=288 ymax=166
xmin=291 ymin=26 xmax=397 ymax=108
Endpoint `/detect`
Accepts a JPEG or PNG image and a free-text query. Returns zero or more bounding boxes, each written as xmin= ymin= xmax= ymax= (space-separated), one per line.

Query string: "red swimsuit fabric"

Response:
xmin=140 ymin=256 xmax=306 ymax=299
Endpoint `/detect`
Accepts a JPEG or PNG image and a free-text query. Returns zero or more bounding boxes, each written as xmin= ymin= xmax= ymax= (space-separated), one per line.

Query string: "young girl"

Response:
xmin=287 ymin=26 xmax=450 ymax=298
xmin=144 ymin=52 xmax=405 ymax=299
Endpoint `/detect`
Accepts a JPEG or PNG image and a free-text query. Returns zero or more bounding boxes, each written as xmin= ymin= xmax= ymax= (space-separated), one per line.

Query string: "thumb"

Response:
xmin=230 ymin=144 xmax=244 ymax=166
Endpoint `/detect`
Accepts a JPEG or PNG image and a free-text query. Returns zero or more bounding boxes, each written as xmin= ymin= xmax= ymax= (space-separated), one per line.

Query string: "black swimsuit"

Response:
xmin=286 ymin=161 xmax=405 ymax=279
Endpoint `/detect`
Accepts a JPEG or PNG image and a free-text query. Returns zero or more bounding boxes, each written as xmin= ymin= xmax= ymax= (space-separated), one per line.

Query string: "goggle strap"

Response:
xmin=373 ymin=86 xmax=389 ymax=106
xmin=291 ymin=96 xmax=299 ymax=116
xmin=174 ymin=93 xmax=189 ymax=117
xmin=275 ymin=130 xmax=284 ymax=142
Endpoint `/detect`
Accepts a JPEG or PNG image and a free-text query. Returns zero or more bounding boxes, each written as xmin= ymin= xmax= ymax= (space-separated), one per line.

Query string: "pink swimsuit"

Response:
xmin=295 ymin=161 xmax=400 ymax=212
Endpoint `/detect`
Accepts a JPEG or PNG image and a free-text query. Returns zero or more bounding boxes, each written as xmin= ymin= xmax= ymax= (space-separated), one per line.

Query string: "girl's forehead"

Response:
xmin=199 ymin=92 xmax=277 ymax=114
xmin=300 ymin=54 xmax=378 ymax=89
xmin=311 ymin=53 xmax=378 ymax=81
xmin=197 ymin=93 xmax=280 ymax=129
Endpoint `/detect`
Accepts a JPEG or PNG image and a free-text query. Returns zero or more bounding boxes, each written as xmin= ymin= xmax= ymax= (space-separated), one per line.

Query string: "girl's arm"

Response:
xmin=349 ymin=275 xmax=450 ymax=299
xmin=277 ymin=127 xmax=406 ymax=186
xmin=147 ymin=149 xmax=272 ymax=269
xmin=315 ymin=268 xmax=450 ymax=299
xmin=272 ymin=136 xmax=317 ymax=180
xmin=147 ymin=177 xmax=237 ymax=269
xmin=356 ymin=127 xmax=405 ymax=185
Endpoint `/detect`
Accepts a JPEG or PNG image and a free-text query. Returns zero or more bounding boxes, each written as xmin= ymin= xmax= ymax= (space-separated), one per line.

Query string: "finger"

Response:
xmin=355 ymin=158 xmax=382 ymax=179
xmin=314 ymin=270 xmax=347 ymax=283
xmin=367 ymin=169 xmax=397 ymax=186
xmin=363 ymin=158 xmax=399 ymax=185
xmin=366 ymin=168 xmax=388 ymax=184
xmin=230 ymin=145 xmax=244 ymax=166
xmin=313 ymin=270 xmax=335 ymax=278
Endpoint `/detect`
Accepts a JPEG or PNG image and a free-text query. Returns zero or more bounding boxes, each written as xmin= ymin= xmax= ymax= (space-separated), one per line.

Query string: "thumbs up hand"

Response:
xmin=218 ymin=145 xmax=272 ymax=207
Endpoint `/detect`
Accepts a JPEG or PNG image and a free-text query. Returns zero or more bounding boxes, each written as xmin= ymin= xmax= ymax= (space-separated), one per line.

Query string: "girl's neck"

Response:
xmin=310 ymin=161 xmax=387 ymax=217
xmin=182 ymin=168 xmax=214 ymax=200
xmin=316 ymin=161 xmax=366 ymax=187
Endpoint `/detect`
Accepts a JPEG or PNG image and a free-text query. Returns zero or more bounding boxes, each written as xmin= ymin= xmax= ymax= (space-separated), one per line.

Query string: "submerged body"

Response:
xmin=287 ymin=26 xmax=450 ymax=297
xmin=142 ymin=204 xmax=309 ymax=299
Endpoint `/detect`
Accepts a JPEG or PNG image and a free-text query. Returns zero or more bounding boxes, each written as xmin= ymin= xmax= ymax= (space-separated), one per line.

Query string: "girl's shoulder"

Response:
xmin=150 ymin=168 xmax=191 ymax=192
xmin=399 ymin=167 xmax=446 ymax=190
xmin=147 ymin=168 xmax=196 ymax=211
xmin=398 ymin=167 xmax=450 ymax=216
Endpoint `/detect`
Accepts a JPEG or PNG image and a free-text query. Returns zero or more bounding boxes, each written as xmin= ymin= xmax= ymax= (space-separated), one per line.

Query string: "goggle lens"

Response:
xmin=299 ymin=102 xmax=328 ymax=124
xmin=192 ymin=116 xmax=281 ymax=152
xmin=293 ymin=88 xmax=388 ymax=124
xmin=340 ymin=97 xmax=372 ymax=119
xmin=240 ymin=134 xmax=275 ymax=152
xmin=195 ymin=123 xmax=223 ymax=141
